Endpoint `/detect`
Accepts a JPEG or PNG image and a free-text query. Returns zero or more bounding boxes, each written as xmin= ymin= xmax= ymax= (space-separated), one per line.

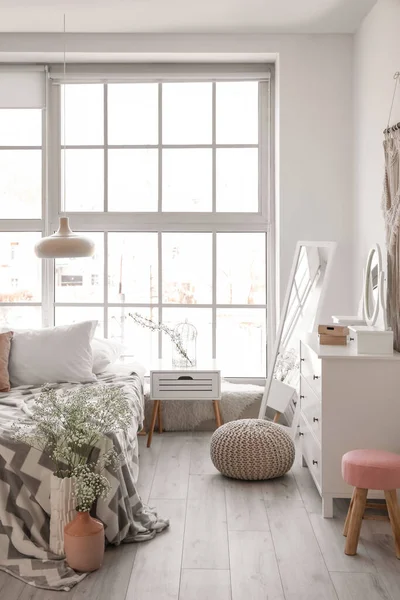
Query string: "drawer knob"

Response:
xmin=350 ymin=337 xmax=355 ymax=341
xmin=313 ymin=375 xmax=319 ymax=380
xmin=300 ymin=395 xmax=305 ymax=399
xmin=312 ymin=460 xmax=318 ymax=466
xmin=299 ymin=432 xmax=304 ymax=437
xmin=313 ymin=417 xmax=319 ymax=423
xmin=178 ymin=375 xmax=193 ymax=380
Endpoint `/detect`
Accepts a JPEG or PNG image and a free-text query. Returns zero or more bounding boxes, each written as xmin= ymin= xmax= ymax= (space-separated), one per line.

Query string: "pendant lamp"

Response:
xmin=35 ymin=15 xmax=95 ymax=260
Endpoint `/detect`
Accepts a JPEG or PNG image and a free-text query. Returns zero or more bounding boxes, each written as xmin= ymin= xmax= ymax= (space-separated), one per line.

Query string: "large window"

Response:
xmin=0 ymin=67 xmax=272 ymax=379
xmin=0 ymin=108 xmax=43 ymax=329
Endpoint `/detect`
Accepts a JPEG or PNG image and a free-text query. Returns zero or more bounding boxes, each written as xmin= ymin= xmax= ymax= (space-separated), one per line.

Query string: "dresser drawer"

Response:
xmin=300 ymin=376 xmax=321 ymax=441
xmin=299 ymin=415 xmax=321 ymax=488
xmin=300 ymin=342 xmax=322 ymax=398
xmin=150 ymin=371 xmax=221 ymax=400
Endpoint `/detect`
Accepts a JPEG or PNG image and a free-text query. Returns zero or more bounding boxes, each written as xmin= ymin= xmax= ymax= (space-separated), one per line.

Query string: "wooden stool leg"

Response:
xmin=158 ymin=401 xmax=163 ymax=434
xmin=345 ymin=487 xmax=368 ymax=556
xmin=147 ymin=400 xmax=159 ymax=448
xmin=384 ymin=489 xmax=400 ymax=559
xmin=213 ymin=400 xmax=223 ymax=428
xmin=343 ymin=488 xmax=356 ymax=537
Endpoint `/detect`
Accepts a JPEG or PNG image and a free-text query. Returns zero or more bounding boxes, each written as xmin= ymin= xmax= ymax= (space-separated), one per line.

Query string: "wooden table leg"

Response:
xmin=273 ymin=411 xmax=281 ymax=423
xmin=147 ymin=400 xmax=159 ymax=448
xmin=213 ymin=399 xmax=223 ymax=428
xmin=158 ymin=400 xmax=163 ymax=434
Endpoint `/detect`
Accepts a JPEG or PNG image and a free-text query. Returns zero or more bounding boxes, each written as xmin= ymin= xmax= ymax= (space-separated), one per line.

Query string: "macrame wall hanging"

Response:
xmin=382 ymin=72 xmax=400 ymax=350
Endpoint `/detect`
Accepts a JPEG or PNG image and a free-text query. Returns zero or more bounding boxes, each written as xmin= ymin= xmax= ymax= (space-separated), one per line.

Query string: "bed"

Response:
xmin=0 ymin=366 xmax=168 ymax=591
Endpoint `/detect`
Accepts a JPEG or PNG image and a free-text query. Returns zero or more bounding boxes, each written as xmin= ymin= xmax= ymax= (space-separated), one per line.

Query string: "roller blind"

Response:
xmin=0 ymin=66 xmax=46 ymax=109
xmin=48 ymin=63 xmax=272 ymax=84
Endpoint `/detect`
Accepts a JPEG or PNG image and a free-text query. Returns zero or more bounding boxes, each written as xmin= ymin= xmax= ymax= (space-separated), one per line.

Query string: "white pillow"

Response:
xmin=91 ymin=338 xmax=124 ymax=374
xmin=9 ymin=321 xmax=97 ymax=386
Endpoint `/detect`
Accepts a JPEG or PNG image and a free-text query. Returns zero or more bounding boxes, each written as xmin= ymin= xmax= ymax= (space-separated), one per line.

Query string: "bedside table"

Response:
xmin=147 ymin=362 xmax=222 ymax=447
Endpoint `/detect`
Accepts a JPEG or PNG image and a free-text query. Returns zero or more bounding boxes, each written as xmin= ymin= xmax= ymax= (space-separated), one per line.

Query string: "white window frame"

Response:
xmin=0 ymin=64 xmax=275 ymax=382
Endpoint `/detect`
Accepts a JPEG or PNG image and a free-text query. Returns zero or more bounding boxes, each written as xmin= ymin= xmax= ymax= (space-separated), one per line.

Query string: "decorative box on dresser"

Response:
xmin=299 ymin=333 xmax=400 ymax=518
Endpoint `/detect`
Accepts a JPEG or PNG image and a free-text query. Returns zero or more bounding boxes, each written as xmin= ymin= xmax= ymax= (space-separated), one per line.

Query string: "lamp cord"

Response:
xmin=63 ymin=13 xmax=66 ymax=214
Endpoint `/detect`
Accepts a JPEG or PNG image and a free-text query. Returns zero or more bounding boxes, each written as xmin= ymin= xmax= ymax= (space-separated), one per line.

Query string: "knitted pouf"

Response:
xmin=210 ymin=419 xmax=295 ymax=480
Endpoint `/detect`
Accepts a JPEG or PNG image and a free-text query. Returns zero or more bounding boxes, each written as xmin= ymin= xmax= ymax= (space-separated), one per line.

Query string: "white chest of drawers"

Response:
xmin=299 ymin=334 xmax=400 ymax=517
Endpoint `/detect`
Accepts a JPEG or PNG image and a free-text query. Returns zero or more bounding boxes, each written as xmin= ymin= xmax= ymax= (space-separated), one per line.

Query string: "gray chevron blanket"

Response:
xmin=0 ymin=371 xmax=169 ymax=591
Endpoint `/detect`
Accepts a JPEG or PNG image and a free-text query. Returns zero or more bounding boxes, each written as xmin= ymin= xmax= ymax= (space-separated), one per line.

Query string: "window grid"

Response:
xmin=61 ymin=82 xmax=263 ymax=215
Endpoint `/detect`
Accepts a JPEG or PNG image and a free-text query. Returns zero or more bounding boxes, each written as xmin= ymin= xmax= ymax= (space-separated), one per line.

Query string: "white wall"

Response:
xmin=0 ymin=33 xmax=355 ymax=320
xmin=353 ymin=0 xmax=400 ymax=304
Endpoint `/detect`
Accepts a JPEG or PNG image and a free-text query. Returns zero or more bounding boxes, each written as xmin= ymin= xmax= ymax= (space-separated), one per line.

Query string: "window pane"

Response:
xmin=0 ymin=109 xmax=42 ymax=146
xmin=55 ymin=307 xmax=104 ymax=337
xmin=0 ymin=150 xmax=41 ymax=218
xmin=162 ymin=308 xmax=212 ymax=366
xmin=108 ymin=150 xmax=158 ymax=212
xmin=216 ymin=148 xmax=258 ymax=212
xmin=62 ymin=84 xmax=104 ymax=146
xmin=55 ymin=233 xmax=104 ymax=303
xmin=217 ymin=233 xmax=266 ymax=304
xmin=0 ymin=233 xmax=41 ymax=302
xmin=108 ymin=307 xmax=158 ymax=367
xmin=62 ymin=150 xmax=104 ymax=211
xmin=163 ymin=83 xmax=212 ymax=144
xmin=162 ymin=233 xmax=212 ymax=304
xmin=108 ymin=84 xmax=158 ymax=145
xmin=217 ymin=308 xmax=266 ymax=377
xmin=216 ymin=82 xmax=258 ymax=144
xmin=108 ymin=233 xmax=158 ymax=303
xmin=163 ymin=149 xmax=211 ymax=212
xmin=0 ymin=306 xmax=41 ymax=329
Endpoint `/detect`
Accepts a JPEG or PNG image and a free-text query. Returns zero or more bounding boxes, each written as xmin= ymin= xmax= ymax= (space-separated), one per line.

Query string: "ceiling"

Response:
xmin=0 ymin=0 xmax=377 ymax=34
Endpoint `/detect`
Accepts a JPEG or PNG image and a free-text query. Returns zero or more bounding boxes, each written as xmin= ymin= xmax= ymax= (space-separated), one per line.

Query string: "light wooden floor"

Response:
xmin=1 ymin=432 xmax=400 ymax=599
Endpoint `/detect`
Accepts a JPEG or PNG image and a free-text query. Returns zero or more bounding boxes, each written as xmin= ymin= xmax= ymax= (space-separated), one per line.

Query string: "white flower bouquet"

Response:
xmin=13 ymin=384 xmax=133 ymax=511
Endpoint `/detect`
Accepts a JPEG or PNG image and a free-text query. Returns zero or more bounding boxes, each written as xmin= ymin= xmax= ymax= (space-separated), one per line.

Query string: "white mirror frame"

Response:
xmin=258 ymin=241 xmax=337 ymax=423
xmin=363 ymin=243 xmax=384 ymax=327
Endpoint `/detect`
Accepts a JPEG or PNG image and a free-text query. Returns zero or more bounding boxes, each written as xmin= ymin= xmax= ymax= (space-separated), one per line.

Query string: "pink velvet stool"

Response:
xmin=342 ymin=449 xmax=400 ymax=558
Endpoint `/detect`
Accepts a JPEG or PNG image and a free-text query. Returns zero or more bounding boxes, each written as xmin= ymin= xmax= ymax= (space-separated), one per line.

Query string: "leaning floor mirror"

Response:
xmin=259 ymin=241 xmax=337 ymax=438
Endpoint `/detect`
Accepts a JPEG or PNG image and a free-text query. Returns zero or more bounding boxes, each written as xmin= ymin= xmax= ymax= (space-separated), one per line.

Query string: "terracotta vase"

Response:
xmin=64 ymin=511 xmax=105 ymax=572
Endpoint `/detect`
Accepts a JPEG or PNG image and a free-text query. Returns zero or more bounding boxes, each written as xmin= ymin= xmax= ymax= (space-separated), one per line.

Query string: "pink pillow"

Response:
xmin=0 ymin=331 xmax=13 ymax=392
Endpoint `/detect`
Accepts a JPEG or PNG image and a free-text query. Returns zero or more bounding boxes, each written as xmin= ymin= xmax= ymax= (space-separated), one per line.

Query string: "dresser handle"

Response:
xmin=299 ymin=432 xmax=304 ymax=437
xmin=178 ymin=375 xmax=193 ymax=380
xmin=312 ymin=460 xmax=318 ymax=466
xmin=300 ymin=395 xmax=305 ymax=399
xmin=313 ymin=375 xmax=319 ymax=380
xmin=293 ymin=400 xmax=297 ymax=407
xmin=300 ymin=358 xmax=305 ymax=362
xmin=313 ymin=417 xmax=319 ymax=423
xmin=350 ymin=337 xmax=355 ymax=341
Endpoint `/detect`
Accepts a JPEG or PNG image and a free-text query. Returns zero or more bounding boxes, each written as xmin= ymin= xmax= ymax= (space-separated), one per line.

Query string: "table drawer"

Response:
xmin=300 ymin=375 xmax=321 ymax=441
xmin=299 ymin=415 xmax=321 ymax=488
xmin=151 ymin=371 xmax=221 ymax=400
xmin=300 ymin=342 xmax=322 ymax=398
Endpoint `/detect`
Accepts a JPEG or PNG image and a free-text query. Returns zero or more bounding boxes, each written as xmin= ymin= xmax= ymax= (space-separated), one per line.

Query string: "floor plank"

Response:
xmin=137 ymin=434 xmax=163 ymax=503
xmin=182 ymin=474 xmax=229 ymax=570
xmin=0 ymin=572 xmax=29 ymax=600
xmin=150 ymin=433 xmax=192 ymax=500
xmin=125 ymin=498 xmax=186 ymax=600
xmin=360 ymin=519 xmax=400 ymax=600
xmin=71 ymin=544 xmax=137 ymax=600
xmin=309 ymin=512 xmax=375 ymax=573
xmin=179 ymin=569 xmax=231 ymax=600
xmin=292 ymin=455 xmax=324 ymax=515
xmin=268 ymin=504 xmax=339 ymax=600
xmin=331 ymin=572 xmax=391 ymax=600
xmin=229 ymin=530 xmax=284 ymax=600
xmin=225 ymin=479 xmax=270 ymax=532
xmin=190 ymin=433 xmax=218 ymax=475
xmin=262 ymin=472 xmax=304 ymax=511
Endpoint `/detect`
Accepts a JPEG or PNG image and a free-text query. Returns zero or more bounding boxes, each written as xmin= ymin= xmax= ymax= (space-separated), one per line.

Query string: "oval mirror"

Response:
xmin=363 ymin=244 xmax=383 ymax=326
